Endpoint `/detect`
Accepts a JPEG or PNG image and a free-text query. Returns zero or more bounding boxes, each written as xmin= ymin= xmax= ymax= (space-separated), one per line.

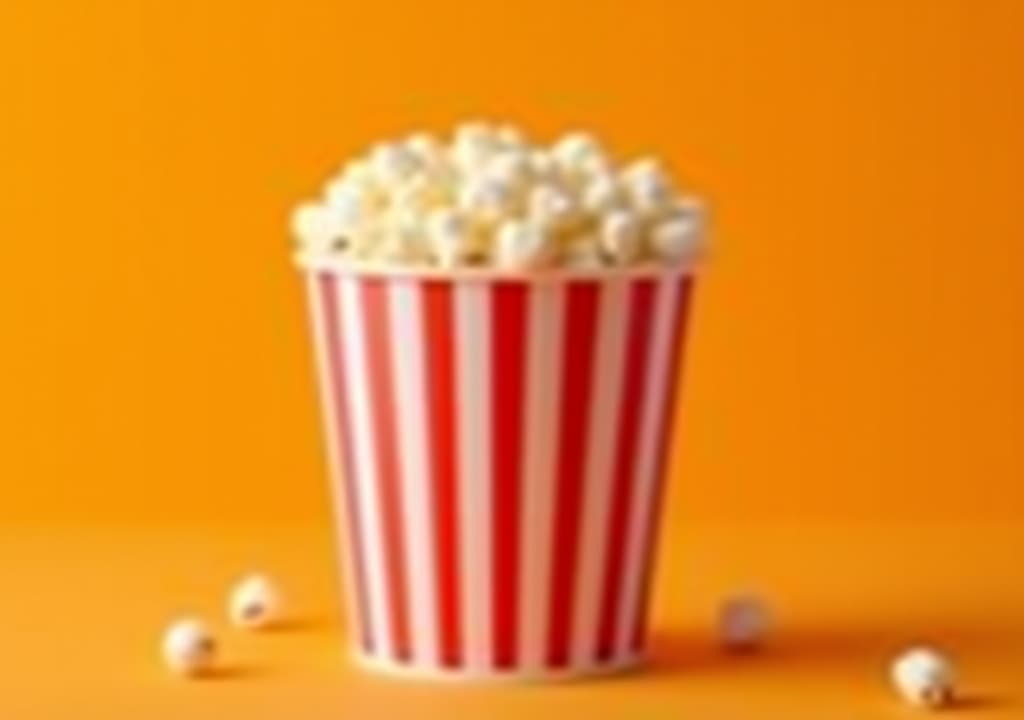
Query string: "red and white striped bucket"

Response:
xmin=303 ymin=261 xmax=695 ymax=681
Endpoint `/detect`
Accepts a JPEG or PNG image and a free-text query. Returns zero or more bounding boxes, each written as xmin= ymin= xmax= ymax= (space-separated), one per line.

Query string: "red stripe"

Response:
xmin=594 ymin=279 xmax=657 ymax=661
xmin=631 ymin=277 xmax=695 ymax=651
xmin=421 ymin=281 xmax=463 ymax=668
xmin=317 ymin=273 xmax=373 ymax=653
xmin=361 ymin=279 xmax=412 ymax=661
xmin=491 ymin=283 xmax=528 ymax=669
xmin=546 ymin=281 xmax=601 ymax=668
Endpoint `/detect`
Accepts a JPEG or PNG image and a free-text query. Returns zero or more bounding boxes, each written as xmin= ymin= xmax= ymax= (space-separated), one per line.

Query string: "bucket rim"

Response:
xmin=295 ymin=252 xmax=700 ymax=282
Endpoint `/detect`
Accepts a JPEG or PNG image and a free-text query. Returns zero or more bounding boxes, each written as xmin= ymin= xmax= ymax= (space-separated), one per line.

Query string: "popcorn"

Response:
xmin=667 ymin=194 xmax=705 ymax=222
xmin=405 ymin=132 xmax=445 ymax=165
xmin=454 ymin=120 xmax=494 ymax=148
xmin=162 ymin=618 xmax=216 ymax=676
xmin=374 ymin=234 xmax=422 ymax=265
xmin=382 ymin=207 xmax=430 ymax=264
xmin=393 ymin=172 xmax=450 ymax=215
xmin=229 ymin=574 xmax=284 ymax=630
xmin=553 ymin=132 xmax=611 ymax=192
xmin=577 ymin=152 xmax=613 ymax=179
xmin=599 ymin=209 xmax=642 ymax=265
xmin=561 ymin=236 xmax=606 ymax=270
xmin=528 ymin=183 xmax=578 ymax=232
xmin=291 ymin=122 xmax=705 ymax=269
xmin=495 ymin=219 xmax=553 ymax=270
xmin=459 ymin=175 xmax=517 ymax=225
xmin=717 ymin=595 xmax=769 ymax=650
xmin=553 ymin=131 xmax=604 ymax=171
xmin=452 ymin=121 xmax=499 ymax=174
xmin=324 ymin=179 xmax=373 ymax=229
xmin=346 ymin=215 xmax=390 ymax=258
xmin=621 ymin=156 xmax=666 ymax=186
xmin=620 ymin=158 xmax=672 ymax=214
xmin=891 ymin=648 xmax=956 ymax=708
xmin=427 ymin=208 xmax=475 ymax=268
xmin=528 ymin=150 xmax=560 ymax=183
xmin=632 ymin=184 xmax=675 ymax=219
xmin=339 ymin=160 xmax=377 ymax=189
xmin=370 ymin=143 xmax=420 ymax=188
xmin=582 ymin=173 xmax=627 ymax=215
xmin=290 ymin=202 xmax=346 ymax=250
xmin=486 ymin=150 xmax=533 ymax=189
xmin=650 ymin=216 xmax=702 ymax=262
xmin=495 ymin=123 xmax=526 ymax=150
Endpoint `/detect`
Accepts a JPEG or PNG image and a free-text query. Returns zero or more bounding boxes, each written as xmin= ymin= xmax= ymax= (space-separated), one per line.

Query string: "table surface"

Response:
xmin=4 ymin=522 xmax=1021 ymax=719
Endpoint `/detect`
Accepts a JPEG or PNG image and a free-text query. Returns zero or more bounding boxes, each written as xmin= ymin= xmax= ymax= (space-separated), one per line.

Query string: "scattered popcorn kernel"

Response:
xmin=718 ymin=595 xmax=769 ymax=651
xmin=162 ymin=618 xmax=217 ymax=676
xmin=228 ymin=574 xmax=283 ymax=630
xmin=891 ymin=647 xmax=956 ymax=709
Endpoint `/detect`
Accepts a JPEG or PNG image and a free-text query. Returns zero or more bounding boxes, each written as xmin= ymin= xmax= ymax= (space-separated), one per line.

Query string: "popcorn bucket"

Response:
xmin=302 ymin=260 xmax=695 ymax=682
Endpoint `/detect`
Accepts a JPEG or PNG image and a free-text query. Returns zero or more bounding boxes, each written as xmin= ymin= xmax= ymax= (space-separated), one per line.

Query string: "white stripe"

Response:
xmin=517 ymin=284 xmax=566 ymax=672
xmin=339 ymin=276 xmax=392 ymax=658
xmin=614 ymin=277 xmax=681 ymax=657
xmin=454 ymin=283 xmax=493 ymax=671
xmin=570 ymin=279 xmax=631 ymax=668
xmin=306 ymin=273 xmax=363 ymax=648
xmin=387 ymin=279 xmax=439 ymax=667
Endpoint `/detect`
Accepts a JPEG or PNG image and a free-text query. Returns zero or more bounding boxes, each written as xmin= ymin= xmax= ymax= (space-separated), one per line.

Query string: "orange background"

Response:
xmin=1 ymin=0 xmax=1022 ymax=717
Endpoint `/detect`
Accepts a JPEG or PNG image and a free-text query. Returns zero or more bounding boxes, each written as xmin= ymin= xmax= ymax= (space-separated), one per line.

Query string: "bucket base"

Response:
xmin=352 ymin=649 xmax=644 ymax=684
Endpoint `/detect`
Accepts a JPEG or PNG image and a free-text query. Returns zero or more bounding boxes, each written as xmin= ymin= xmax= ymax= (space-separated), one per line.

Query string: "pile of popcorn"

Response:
xmin=291 ymin=122 xmax=705 ymax=270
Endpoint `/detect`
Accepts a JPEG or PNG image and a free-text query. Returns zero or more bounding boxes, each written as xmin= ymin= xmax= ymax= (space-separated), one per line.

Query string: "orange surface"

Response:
xmin=4 ymin=524 xmax=1024 ymax=718
xmin=1 ymin=0 xmax=1022 ymax=716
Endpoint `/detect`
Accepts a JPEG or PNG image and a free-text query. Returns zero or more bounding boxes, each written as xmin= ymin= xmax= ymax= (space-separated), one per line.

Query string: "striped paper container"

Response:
xmin=303 ymin=261 xmax=695 ymax=681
